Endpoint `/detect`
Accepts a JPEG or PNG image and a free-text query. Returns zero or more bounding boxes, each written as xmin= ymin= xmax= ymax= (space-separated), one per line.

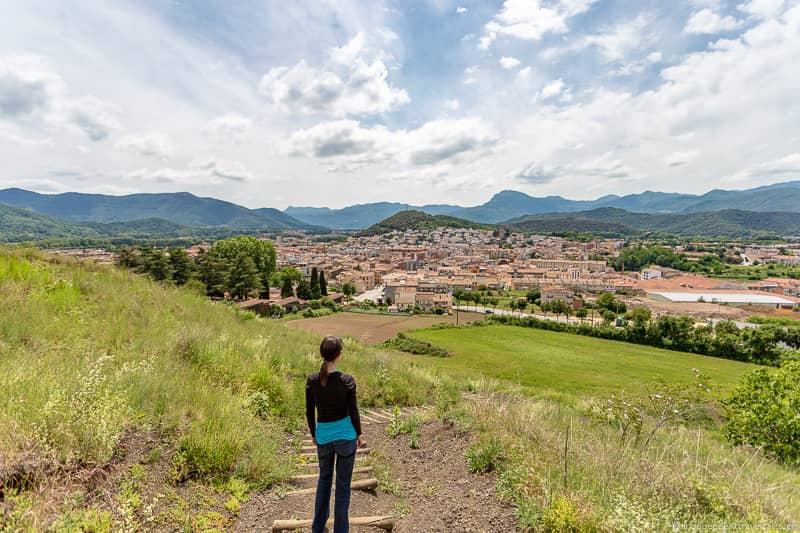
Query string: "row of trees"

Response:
xmin=489 ymin=309 xmax=800 ymax=366
xmin=118 ymin=236 xmax=282 ymax=300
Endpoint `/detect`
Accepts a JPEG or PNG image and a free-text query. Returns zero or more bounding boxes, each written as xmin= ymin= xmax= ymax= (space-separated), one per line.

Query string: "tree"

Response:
xmin=342 ymin=283 xmax=356 ymax=299
xmin=227 ymin=254 xmax=261 ymax=300
xmin=296 ymin=279 xmax=312 ymax=300
xmin=144 ymin=248 xmax=173 ymax=282
xmin=196 ymin=249 xmax=228 ymax=297
xmin=319 ymin=271 xmax=328 ymax=296
xmin=516 ymin=298 xmax=528 ymax=316
xmin=526 ymin=288 xmax=541 ymax=304
xmin=210 ymin=236 xmax=276 ymax=295
xmin=116 ymin=247 xmax=139 ymax=269
xmin=280 ymin=277 xmax=294 ymax=298
xmin=576 ymin=307 xmax=588 ymax=322
xmin=310 ymin=267 xmax=321 ymax=300
xmin=168 ymin=248 xmax=194 ymax=286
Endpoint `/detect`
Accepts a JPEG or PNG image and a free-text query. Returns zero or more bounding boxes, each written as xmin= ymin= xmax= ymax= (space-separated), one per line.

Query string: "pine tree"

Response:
xmin=310 ymin=267 xmax=321 ymax=299
xmin=197 ymin=250 xmax=229 ymax=297
xmin=116 ymin=247 xmax=139 ymax=269
xmin=281 ymin=277 xmax=294 ymax=298
xmin=146 ymin=249 xmax=173 ymax=282
xmin=227 ymin=254 xmax=261 ymax=300
xmin=295 ymin=279 xmax=312 ymax=300
xmin=319 ymin=271 xmax=328 ymax=296
xmin=168 ymin=248 xmax=194 ymax=285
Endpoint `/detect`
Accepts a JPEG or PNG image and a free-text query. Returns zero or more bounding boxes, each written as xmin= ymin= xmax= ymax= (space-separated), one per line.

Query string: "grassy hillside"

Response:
xmin=361 ymin=210 xmax=491 ymax=235
xmin=405 ymin=325 xmax=751 ymax=401
xmin=0 ymin=248 xmax=431 ymax=530
xmin=1 ymin=248 xmax=798 ymax=531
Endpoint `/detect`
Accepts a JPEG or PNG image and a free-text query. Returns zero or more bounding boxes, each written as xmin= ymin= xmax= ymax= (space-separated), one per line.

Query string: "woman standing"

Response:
xmin=305 ymin=336 xmax=366 ymax=533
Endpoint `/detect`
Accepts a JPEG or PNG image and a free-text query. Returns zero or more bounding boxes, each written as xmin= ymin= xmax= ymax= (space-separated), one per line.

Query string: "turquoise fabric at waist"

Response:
xmin=315 ymin=416 xmax=356 ymax=445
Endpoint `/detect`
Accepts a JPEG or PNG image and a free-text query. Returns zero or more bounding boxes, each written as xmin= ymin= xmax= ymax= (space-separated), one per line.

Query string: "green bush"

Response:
xmin=381 ymin=332 xmax=450 ymax=357
xmin=465 ymin=437 xmax=504 ymax=473
xmin=723 ymin=361 xmax=800 ymax=465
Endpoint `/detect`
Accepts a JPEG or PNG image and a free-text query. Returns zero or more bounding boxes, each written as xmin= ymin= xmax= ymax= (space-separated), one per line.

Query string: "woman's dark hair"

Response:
xmin=319 ymin=336 xmax=343 ymax=386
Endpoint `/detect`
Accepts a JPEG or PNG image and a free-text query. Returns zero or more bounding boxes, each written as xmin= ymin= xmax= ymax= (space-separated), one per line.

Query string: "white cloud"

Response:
xmin=480 ymin=0 xmax=598 ymax=49
xmin=499 ymin=56 xmax=521 ymax=69
xmin=516 ymin=66 xmax=533 ymax=83
xmin=444 ymin=99 xmax=460 ymax=110
xmin=457 ymin=6 xmax=468 ymax=13
xmin=127 ymin=158 xmax=254 ymax=184
xmin=0 ymin=54 xmax=120 ymax=141
xmin=463 ymin=65 xmax=480 ymax=84
xmin=582 ymin=14 xmax=651 ymax=61
xmin=647 ymin=51 xmax=663 ymax=63
xmin=738 ymin=0 xmax=786 ymax=19
xmin=203 ymin=113 xmax=253 ymax=142
xmin=727 ymin=152 xmax=800 ymax=183
xmin=540 ymin=78 xmax=565 ymax=99
xmin=258 ymin=33 xmax=409 ymax=117
xmin=685 ymin=9 xmax=743 ymax=34
xmin=665 ymin=150 xmax=699 ymax=167
xmin=116 ymin=132 xmax=173 ymax=160
xmin=285 ymin=118 xmax=499 ymax=170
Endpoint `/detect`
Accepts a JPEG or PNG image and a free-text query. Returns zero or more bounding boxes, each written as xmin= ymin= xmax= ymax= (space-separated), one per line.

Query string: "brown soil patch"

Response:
xmin=236 ymin=415 xmax=516 ymax=532
xmin=285 ymin=312 xmax=485 ymax=345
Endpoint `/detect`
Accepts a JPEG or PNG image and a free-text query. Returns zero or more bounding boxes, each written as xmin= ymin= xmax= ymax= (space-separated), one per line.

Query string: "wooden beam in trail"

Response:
xmin=272 ymin=515 xmax=394 ymax=531
xmin=365 ymin=410 xmax=393 ymax=421
xmin=360 ymin=413 xmax=383 ymax=424
xmin=284 ymin=477 xmax=378 ymax=496
xmin=301 ymin=455 xmax=369 ymax=468
xmin=290 ymin=466 xmax=373 ymax=482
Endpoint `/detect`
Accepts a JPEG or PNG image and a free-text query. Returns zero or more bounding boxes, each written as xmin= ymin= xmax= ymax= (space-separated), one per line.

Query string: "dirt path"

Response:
xmin=236 ymin=407 xmax=516 ymax=532
xmin=285 ymin=312 xmax=485 ymax=345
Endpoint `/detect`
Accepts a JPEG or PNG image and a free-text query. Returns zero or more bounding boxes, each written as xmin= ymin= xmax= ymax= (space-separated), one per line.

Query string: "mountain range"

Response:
xmin=285 ymin=181 xmax=800 ymax=229
xmin=1 ymin=180 xmax=800 ymax=241
xmin=0 ymin=188 xmax=317 ymax=230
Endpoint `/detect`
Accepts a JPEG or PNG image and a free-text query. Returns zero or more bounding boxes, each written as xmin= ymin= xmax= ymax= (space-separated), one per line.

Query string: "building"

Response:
xmin=541 ymin=286 xmax=576 ymax=307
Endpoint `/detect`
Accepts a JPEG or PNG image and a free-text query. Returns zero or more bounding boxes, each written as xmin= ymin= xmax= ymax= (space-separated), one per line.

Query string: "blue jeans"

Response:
xmin=312 ymin=438 xmax=357 ymax=533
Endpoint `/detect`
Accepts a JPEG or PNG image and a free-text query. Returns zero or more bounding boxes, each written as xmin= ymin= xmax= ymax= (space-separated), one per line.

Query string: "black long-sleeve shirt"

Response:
xmin=305 ymin=371 xmax=362 ymax=438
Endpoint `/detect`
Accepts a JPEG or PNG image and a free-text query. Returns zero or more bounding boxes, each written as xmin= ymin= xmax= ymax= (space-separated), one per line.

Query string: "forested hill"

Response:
xmin=0 ymin=188 xmax=315 ymax=230
xmin=503 ymin=208 xmax=800 ymax=239
xmin=360 ymin=210 xmax=491 ymax=236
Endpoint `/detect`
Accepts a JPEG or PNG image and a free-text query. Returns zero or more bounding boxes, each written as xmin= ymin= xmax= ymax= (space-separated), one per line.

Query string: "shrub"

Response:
xmin=381 ymin=333 xmax=450 ymax=357
xmin=723 ymin=361 xmax=800 ymax=465
xmin=465 ymin=437 xmax=504 ymax=473
xmin=541 ymin=496 xmax=596 ymax=533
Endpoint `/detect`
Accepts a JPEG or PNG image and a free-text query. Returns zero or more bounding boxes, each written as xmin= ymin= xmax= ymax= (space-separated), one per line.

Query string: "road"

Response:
xmin=453 ymin=305 xmax=601 ymax=326
xmin=354 ymin=285 xmax=385 ymax=302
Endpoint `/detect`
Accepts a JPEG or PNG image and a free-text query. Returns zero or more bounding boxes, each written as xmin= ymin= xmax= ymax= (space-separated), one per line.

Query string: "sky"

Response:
xmin=1 ymin=0 xmax=799 ymax=209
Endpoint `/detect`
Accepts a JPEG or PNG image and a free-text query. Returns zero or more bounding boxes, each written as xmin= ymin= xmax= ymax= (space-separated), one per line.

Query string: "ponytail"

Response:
xmin=319 ymin=336 xmax=343 ymax=387
xmin=320 ymin=361 xmax=330 ymax=387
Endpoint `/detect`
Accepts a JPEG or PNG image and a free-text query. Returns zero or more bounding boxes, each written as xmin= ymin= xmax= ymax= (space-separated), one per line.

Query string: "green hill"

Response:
xmin=361 ymin=210 xmax=491 ymax=235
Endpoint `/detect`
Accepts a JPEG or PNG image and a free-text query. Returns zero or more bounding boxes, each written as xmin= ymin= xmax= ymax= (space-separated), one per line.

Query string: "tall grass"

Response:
xmin=467 ymin=394 xmax=800 ymax=531
xmin=0 ymin=248 xmax=435 ymax=528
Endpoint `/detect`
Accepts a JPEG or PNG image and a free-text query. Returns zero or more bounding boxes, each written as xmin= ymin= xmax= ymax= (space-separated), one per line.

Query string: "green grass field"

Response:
xmin=405 ymin=325 xmax=753 ymax=400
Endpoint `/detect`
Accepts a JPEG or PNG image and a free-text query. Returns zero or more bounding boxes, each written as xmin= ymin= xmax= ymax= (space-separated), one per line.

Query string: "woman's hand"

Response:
xmin=311 ymin=437 xmax=317 ymax=446
xmin=357 ymin=435 xmax=367 ymax=448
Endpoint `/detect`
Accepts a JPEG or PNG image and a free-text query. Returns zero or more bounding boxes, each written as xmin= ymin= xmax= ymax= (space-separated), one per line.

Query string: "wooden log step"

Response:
xmin=300 ymin=448 xmax=371 ymax=460
xmin=272 ymin=515 xmax=394 ymax=531
xmin=360 ymin=413 xmax=383 ymax=423
xmin=365 ymin=410 xmax=393 ymax=421
xmin=290 ymin=466 xmax=373 ymax=482
xmin=284 ymin=477 xmax=378 ymax=496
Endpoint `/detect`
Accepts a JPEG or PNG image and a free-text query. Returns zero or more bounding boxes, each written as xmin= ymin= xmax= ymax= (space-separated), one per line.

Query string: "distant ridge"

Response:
xmin=0 ymin=188 xmax=317 ymax=231
xmin=286 ymin=180 xmax=800 ymax=229
xmin=503 ymin=207 xmax=800 ymax=239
